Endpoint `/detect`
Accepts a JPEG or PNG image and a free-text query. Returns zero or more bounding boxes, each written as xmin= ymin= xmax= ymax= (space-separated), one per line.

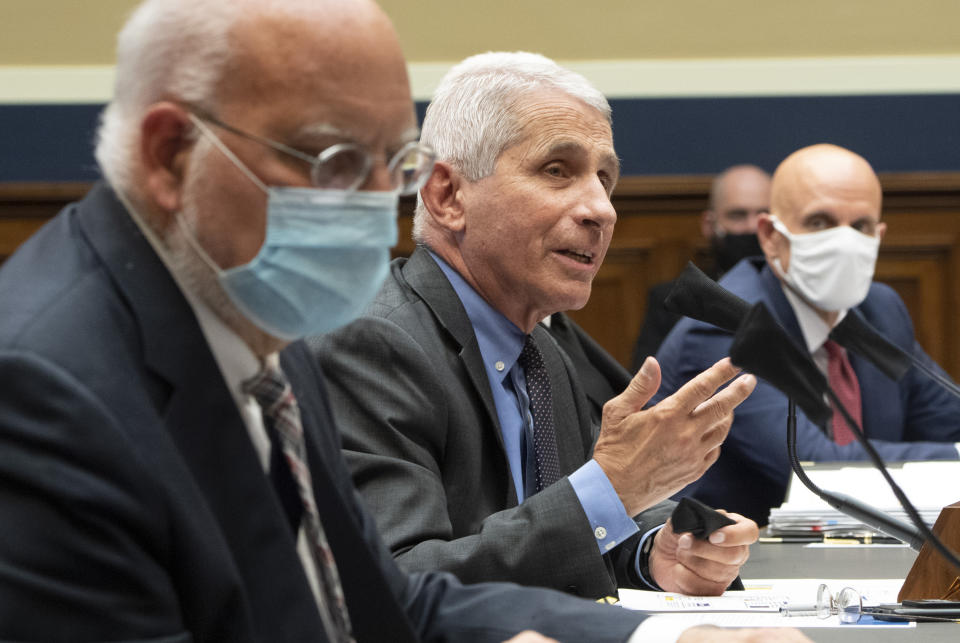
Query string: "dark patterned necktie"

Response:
xmin=518 ymin=335 xmax=562 ymax=492
xmin=824 ymin=340 xmax=862 ymax=446
xmin=244 ymin=365 xmax=354 ymax=643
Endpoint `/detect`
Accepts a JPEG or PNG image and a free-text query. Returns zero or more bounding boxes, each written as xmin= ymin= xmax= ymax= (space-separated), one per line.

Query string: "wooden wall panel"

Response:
xmin=4 ymin=174 xmax=960 ymax=378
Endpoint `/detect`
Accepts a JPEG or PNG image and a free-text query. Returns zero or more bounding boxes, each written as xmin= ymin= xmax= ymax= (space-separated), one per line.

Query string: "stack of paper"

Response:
xmin=767 ymin=461 xmax=959 ymax=536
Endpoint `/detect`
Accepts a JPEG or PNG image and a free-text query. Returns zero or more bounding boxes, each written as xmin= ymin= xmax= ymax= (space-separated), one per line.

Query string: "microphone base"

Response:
xmin=899 ymin=502 xmax=960 ymax=601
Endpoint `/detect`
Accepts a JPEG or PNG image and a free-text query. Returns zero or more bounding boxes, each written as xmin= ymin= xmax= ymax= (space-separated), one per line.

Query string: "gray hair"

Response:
xmin=413 ymin=51 xmax=611 ymax=242
xmin=94 ymin=0 xmax=323 ymax=194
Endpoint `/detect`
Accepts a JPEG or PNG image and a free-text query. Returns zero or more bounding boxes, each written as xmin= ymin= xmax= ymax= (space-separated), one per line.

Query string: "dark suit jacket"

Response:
xmin=313 ymin=247 xmax=674 ymax=599
xmin=653 ymin=257 xmax=960 ymax=524
xmin=0 ymin=184 xmax=648 ymax=642
xmin=546 ymin=312 xmax=633 ymax=429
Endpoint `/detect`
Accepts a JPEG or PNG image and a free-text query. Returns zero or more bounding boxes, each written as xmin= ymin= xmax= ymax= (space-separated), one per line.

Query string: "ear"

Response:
xmin=876 ymin=221 xmax=887 ymax=242
xmin=757 ymin=212 xmax=789 ymax=270
xmin=701 ymin=209 xmax=716 ymax=241
xmin=419 ymin=161 xmax=467 ymax=234
xmin=139 ymin=102 xmax=196 ymax=216
xmin=756 ymin=212 xmax=778 ymax=256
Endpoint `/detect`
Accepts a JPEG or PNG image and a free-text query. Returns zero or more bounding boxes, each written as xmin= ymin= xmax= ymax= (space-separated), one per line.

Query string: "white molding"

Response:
xmin=0 ymin=66 xmax=115 ymax=103
xmin=4 ymin=56 xmax=960 ymax=104
xmin=410 ymin=56 xmax=960 ymax=100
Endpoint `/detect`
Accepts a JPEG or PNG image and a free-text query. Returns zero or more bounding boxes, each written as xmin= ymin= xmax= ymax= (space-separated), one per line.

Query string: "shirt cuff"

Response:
xmin=568 ymin=459 xmax=638 ymax=554
xmin=954 ymin=443 xmax=960 ymax=458
xmin=634 ymin=525 xmax=664 ymax=590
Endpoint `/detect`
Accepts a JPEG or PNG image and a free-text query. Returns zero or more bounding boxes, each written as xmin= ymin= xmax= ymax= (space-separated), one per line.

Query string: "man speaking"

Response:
xmin=314 ymin=51 xmax=758 ymax=600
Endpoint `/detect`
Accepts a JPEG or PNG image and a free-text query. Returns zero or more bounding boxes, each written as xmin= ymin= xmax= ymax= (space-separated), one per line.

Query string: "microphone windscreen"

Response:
xmin=730 ymin=302 xmax=832 ymax=425
xmin=829 ymin=310 xmax=912 ymax=381
xmin=664 ymin=262 xmax=752 ymax=333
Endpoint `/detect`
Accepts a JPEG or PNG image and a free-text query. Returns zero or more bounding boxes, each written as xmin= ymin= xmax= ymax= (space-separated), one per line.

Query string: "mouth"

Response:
xmin=556 ymin=249 xmax=595 ymax=265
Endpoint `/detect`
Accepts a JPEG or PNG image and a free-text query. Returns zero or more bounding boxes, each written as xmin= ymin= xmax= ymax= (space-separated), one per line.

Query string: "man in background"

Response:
xmin=653 ymin=144 xmax=960 ymax=525
xmin=632 ymin=165 xmax=770 ymax=369
xmin=314 ymin=51 xmax=759 ymax=601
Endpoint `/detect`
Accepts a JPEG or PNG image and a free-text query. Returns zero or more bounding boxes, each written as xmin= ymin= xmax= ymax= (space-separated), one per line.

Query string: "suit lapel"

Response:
xmin=77 ymin=184 xmax=323 ymax=640
xmin=400 ymin=247 xmax=506 ymax=452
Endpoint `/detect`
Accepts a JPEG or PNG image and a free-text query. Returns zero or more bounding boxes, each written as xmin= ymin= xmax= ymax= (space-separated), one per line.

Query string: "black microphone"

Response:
xmin=663 ymin=262 xmax=751 ymax=334
xmin=829 ymin=310 xmax=911 ymax=381
xmin=831 ymin=309 xmax=960 ymax=398
xmin=729 ymin=302 xmax=831 ymax=425
xmin=732 ymin=302 xmax=960 ymax=571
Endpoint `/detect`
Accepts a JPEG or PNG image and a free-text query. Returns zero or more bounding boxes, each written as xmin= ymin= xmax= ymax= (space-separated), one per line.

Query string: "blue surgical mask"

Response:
xmin=184 ymin=115 xmax=398 ymax=339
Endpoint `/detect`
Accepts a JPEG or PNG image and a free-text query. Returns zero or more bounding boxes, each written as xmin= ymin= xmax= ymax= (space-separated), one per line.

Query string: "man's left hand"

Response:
xmin=648 ymin=512 xmax=758 ymax=595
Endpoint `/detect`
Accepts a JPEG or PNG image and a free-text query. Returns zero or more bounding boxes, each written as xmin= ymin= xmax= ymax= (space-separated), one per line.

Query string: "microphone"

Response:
xmin=728 ymin=302 xmax=831 ymax=425
xmin=731 ymin=302 xmax=959 ymax=570
xmin=831 ymin=310 xmax=960 ymax=397
xmin=664 ymin=262 xmax=751 ymax=334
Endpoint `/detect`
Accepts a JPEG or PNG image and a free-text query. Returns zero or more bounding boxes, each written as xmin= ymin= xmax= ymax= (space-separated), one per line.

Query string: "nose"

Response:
xmin=574 ymin=175 xmax=617 ymax=229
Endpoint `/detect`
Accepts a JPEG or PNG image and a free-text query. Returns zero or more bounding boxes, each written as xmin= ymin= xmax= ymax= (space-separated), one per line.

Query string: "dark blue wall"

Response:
xmin=4 ymin=94 xmax=960 ymax=182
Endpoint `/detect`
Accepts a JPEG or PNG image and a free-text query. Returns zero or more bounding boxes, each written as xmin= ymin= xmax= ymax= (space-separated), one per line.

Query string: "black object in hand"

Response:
xmin=671 ymin=497 xmax=735 ymax=539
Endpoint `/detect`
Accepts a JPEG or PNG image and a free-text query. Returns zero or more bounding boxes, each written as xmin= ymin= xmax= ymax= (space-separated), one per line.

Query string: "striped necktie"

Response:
xmin=244 ymin=365 xmax=354 ymax=643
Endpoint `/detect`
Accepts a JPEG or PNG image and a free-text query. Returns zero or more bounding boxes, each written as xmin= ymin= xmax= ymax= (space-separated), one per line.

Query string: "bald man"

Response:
xmin=652 ymin=144 xmax=960 ymax=525
xmin=632 ymin=165 xmax=770 ymax=369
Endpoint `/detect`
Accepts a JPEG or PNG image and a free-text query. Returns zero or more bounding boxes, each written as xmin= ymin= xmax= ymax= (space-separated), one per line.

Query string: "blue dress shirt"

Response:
xmin=430 ymin=252 xmax=640 ymax=556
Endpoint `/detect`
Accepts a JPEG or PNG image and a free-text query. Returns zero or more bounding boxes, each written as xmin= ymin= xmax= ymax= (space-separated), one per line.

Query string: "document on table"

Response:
xmin=618 ymin=578 xmax=915 ymax=629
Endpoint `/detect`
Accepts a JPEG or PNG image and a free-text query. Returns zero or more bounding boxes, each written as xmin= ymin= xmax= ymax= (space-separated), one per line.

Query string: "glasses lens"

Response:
xmin=816 ymin=584 xmax=834 ymax=620
xmin=837 ymin=587 xmax=862 ymax=624
xmin=388 ymin=143 xmax=436 ymax=195
xmin=312 ymin=144 xmax=371 ymax=191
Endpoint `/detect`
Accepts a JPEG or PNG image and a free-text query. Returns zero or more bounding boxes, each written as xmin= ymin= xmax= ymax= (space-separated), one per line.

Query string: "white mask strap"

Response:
xmin=188 ymin=113 xmax=270 ymax=194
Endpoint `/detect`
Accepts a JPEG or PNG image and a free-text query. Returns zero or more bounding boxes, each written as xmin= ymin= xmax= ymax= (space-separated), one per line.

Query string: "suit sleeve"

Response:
xmin=286 ymin=342 xmax=650 ymax=643
xmin=0 ymin=351 xmax=200 ymax=642
xmin=314 ymin=316 xmax=640 ymax=597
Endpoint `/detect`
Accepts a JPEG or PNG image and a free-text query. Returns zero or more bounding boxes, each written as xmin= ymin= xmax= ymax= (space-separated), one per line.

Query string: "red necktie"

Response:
xmin=824 ymin=340 xmax=862 ymax=446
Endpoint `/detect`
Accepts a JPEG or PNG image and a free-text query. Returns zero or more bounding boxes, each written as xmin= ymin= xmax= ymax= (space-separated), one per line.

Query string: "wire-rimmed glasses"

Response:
xmin=816 ymin=584 xmax=864 ymax=623
xmin=190 ymin=109 xmax=436 ymax=195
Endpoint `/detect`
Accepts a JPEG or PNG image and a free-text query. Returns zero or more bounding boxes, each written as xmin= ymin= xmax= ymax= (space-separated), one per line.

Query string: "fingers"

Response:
xmin=691 ymin=373 xmax=756 ymax=427
xmin=606 ymin=356 xmax=661 ymax=416
xmin=707 ymin=513 xmax=759 ymax=547
xmin=668 ymin=357 xmax=742 ymax=412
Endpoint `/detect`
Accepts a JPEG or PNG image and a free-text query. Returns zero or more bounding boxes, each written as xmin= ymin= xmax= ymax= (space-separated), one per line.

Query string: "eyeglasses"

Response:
xmin=816 ymin=584 xmax=863 ymax=623
xmin=190 ymin=110 xmax=436 ymax=196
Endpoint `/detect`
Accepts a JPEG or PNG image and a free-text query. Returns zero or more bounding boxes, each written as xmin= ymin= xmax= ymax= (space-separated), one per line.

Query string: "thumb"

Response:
xmin=615 ymin=356 xmax=661 ymax=413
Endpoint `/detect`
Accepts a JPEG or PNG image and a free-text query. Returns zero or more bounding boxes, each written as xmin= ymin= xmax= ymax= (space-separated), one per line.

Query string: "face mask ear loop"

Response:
xmin=188 ymin=113 xmax=270 ymax=194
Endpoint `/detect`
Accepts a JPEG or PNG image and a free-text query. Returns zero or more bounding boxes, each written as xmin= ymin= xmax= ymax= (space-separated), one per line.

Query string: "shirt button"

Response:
xmin=495 ymin=361 xmax=505 ymax=372
xmin=594 ymin=526 xmax=607 ymax=539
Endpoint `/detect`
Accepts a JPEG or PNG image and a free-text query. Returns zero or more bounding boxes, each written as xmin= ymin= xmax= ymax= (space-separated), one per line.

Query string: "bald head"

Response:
xmin=758 ymin=144 xmax=886 ymax=323
xmin=770 ymin=144 xmax=882 ymax=232
xmin=703 ymin=164 xmax=770 ymax=240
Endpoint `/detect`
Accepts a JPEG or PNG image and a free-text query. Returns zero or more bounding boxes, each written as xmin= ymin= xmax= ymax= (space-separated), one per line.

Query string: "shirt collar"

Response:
xmin=779 ymin=282 xmax=847 ymax=354
xmin=429 ymin=250 xmax=526 ymax=381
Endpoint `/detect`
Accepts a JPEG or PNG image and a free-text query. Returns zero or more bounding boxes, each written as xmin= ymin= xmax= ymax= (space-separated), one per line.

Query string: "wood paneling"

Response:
xmin=4 ymin=174 xmax=960 ymax=378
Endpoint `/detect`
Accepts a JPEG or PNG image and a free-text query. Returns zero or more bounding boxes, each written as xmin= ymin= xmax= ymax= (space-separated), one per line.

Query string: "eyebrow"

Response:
xmin=541 ymin=140 xmax=621 ymax=174
xmin=294 ymin=123 xmax=422 ymax=147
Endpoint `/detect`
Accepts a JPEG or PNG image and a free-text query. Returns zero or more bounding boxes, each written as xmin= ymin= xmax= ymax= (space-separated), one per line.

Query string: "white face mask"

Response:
xmin=769 ymin=215 xmax=880 ymax=312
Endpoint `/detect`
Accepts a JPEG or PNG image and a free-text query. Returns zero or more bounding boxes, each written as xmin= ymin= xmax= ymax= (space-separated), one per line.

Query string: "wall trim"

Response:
xmin=5 ymin=55 xmax=960 ymax=104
